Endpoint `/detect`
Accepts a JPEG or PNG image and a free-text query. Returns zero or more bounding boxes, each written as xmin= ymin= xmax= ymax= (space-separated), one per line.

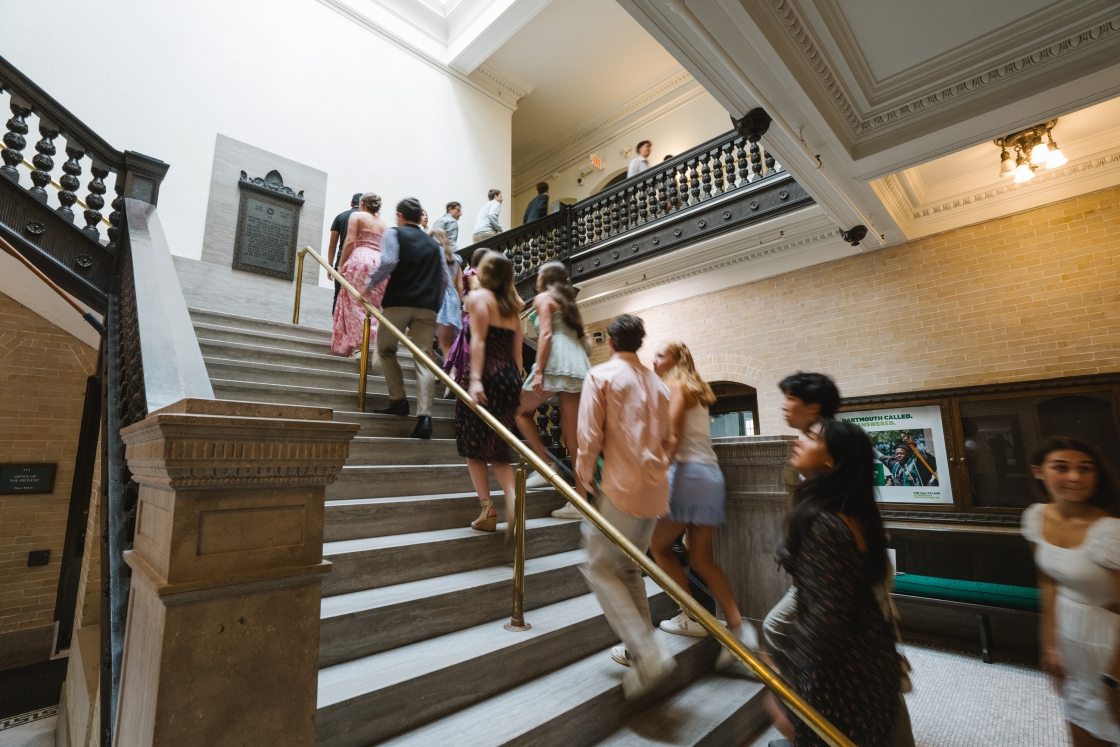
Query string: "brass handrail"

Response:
xmin=0 ymin=143 xmax=113 ymax=226
xmin=292 ymin=245 xmax=856 ymax=747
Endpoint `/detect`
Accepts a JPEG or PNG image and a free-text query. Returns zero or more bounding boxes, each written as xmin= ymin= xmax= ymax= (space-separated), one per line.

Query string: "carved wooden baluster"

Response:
xmin=1 ymin=99 xmax=32 ymax=184
xmin=688 ymin=159 xmax=701 ymax=206
xmin=576 ymin=208 xmax=587 ymax=248
xmin=28 ymin=120 xmax=60 ymax=204
xmin=547 ymin=224 xmax=556 ymax=262
xmin=723 ymin=142 xmax=738 ymax=191
xmin=56 ymin=145 xmax=84 ymax=223
xmin=536 ymin=404 xmax=552 ymax=447
xmin=593 ymin=202 xmax=603 ymax=243
xmin=514 ymin=237 xmax=525 ymax=277
xmin=638 ymin=178 xmax=649 ymax=224
xmin=82 ymin=162 xmax=109 ymax=240
xmin=765 ymin=148 xmax=776 ymax=177
xmin=700 ymin=153 xmax=713 ymax=200
xmin=107 ymin=178 xmax=124 ymax=249
xmin=736 ymin=138 xmax=750 ymax=185
xmin=665 ymin=166 xmax=679 ymax=214
xmin=651 ymin=171 xmax=664 ymax=220
xmin=750 ymin=142 xmax=763 ymax=181
xmin=609 ymin=194 xmax=620 ymax=236
xmin=626 ymin=186 xmax=637 ymax=231
xmin=712 ymin=148 xmax=725 ymax=196
xmin=549 ymin=406 xmax=562 ymax=452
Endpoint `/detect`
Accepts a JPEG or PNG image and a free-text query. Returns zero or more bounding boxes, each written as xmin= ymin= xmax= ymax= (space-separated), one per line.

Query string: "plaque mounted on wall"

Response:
xmin=232 ymin=170 xmax=305 ymax=280
xmin=0 ymin=463 xmax=57 ymax=494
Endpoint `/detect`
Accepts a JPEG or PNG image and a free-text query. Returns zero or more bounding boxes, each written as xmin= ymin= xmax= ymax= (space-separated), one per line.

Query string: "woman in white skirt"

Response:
xmin=648 ymin=341 xmax=757 ymax=668
xmin=1023 ymin=436 xmax=1120 ymax=747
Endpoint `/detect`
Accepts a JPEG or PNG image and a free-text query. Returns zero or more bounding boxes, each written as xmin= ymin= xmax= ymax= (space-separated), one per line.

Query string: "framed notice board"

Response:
xmin=0 ymin=463 xmax=57 ymax=494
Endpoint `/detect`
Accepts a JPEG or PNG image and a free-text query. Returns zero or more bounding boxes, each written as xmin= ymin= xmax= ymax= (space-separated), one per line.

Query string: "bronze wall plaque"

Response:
xmin=232 ymin=170 xmax=304 ymax=280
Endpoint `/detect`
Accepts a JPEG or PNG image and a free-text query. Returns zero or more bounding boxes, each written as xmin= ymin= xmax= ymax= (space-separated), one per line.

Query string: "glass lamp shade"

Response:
xmin=1030 ymin=140 xmax=1050 ymax=165
xmin=1046 ymin=143 xmax=1067 ymax=169
xmin=999 ymin=150 xmax=1015 ymax=176
xmin=1014 ymin=162 xmax=1035 ymax=183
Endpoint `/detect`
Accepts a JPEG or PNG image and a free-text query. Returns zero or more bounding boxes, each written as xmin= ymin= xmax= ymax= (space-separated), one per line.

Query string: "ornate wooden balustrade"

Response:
xmin=460 ymin=128 xmax=811 ymax=298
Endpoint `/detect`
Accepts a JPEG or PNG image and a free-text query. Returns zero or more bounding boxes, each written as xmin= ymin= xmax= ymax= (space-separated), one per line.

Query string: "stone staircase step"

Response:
xmin=319 ymin=549 xmax=588 ymax=667
xmin=322 ymin=517 xmax=581 ymax=596
xmin=211 ymin=379 xmax=456 ymax=417
xmin=345 ymin=436 xmax=460 ymax=466
xmin=189 ymin=306 xmax=333 ymax=341
xmin=325 ymin=488 xmax=565 ymax=541
xmin=334 ymin=411 xmax=456 ymax=439
xmin=193 ymin=321 xmax=335 ymax=355
xmin=594 ymin=671 xmax=767 ymax=747
xmin=203 ymin=357 xmax=417 ymax=397
xmin=316 ymin=579 xmax=680 ymax=747
xmin=198 ymin=337 xmax=418 ymax=379
xmin=328 ymin=464 xmax=495 ymax=499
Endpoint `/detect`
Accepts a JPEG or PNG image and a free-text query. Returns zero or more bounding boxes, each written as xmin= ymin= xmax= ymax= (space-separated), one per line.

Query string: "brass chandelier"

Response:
xmin=995 ymin=120 xmax=1067 ymax=183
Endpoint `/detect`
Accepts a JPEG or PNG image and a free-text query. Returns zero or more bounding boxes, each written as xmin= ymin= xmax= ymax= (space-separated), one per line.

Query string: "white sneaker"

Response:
xmin=659 ymin=611 xmax=709 ymax=638
xmin=611 ymin=643 xmax=630 ymax=667
xmin=715 ymin=621 xmax=760 ymax=672
xmin=524 ymin=472 xmax=551 ymax=490
xmin=551 ymin=502 xmax=583 ymax=520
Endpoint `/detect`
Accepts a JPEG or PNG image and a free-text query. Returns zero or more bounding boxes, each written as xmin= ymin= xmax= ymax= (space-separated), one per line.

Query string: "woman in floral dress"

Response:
xmin=331 ymin=192 xmax=388 ymax=357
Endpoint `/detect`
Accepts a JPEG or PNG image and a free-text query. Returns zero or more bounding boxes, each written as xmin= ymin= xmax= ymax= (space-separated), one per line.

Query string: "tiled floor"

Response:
xmin=0 ymin=708 xmax=56 ymax=747
xmin=749 ymin=644 xmax=1070 ymax=747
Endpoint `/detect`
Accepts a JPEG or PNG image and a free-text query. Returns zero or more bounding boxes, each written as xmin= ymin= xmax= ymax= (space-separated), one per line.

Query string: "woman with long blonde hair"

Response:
xmin=430 ymin=226 xmax=464 ymax=359
xmin=648 ymin=341 xmax=757 ymax=667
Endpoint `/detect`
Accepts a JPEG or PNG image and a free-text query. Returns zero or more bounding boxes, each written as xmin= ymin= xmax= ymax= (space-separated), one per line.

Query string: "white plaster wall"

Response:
xmin=4 ymin=0 xmax=512 ymax=284
xmin=511 ymin=91 xmax=729 ymax=225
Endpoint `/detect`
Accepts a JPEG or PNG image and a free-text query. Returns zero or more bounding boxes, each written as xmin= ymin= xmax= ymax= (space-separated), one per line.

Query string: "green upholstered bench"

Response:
xmin=891 ymin=574 xmax=1041 ymax=663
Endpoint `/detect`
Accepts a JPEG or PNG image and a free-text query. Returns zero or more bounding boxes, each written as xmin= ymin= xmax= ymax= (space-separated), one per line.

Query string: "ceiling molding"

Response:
xmin=468 ymin=60 xmax=534 ymax=106
xmin=763 ymin=1 xmax=1120 ymax=140
xmin=512 ymin=66 xmax=700 ymax=191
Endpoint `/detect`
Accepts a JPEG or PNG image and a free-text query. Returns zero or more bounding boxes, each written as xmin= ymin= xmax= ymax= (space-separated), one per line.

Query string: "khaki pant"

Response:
xmin=471 ymin=230 xmax=498 ymax=244
xmin=580 ymin=492 xmax=667 ymax=674
xmin=762 ymin=586 xmax=916 ymax=747
xmin=376 ymin=306 xmax=437 ymax=417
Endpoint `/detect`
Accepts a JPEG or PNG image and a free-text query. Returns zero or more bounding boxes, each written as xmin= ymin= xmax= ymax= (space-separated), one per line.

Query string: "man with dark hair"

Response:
xmin=366 ymin=197 xmax=452 ymax=439
xmin=472 ymin=189 xmax=503 ymax=244
xmin=627 ymin=140 xmax=652 ymax=177
xmin=778 ymin=371 xmax=841 ymax=432
xmin=522 ymin=182 xmax=550 ymax=224
xmin=576 ymin=313 xmax=676 ymax=698
xmin=431 ymin=202 xmax=462 ymax=251
xmin=328 ymin=192 xmax=363 ymax=311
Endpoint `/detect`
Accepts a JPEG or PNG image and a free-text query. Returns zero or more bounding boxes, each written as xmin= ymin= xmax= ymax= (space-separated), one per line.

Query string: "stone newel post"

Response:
xmin=113 ymin=399 xmax=358 ymax=747
xmin=712 ymin=436 xmax=797 ymax=624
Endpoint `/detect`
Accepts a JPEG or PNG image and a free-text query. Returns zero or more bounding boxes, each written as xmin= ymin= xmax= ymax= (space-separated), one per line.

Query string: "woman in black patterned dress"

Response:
xmin=459 ymin=252 xmax=524 ymax=532
xmin=776 ymin=419 xmax=901 ymax=747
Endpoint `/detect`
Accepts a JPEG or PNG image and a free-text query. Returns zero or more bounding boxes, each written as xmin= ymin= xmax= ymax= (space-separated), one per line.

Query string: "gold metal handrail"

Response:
xmin=0 ymin=143 xmax=113 ymax=227
xmin=292 ymin=245 xmax=855 ymax=747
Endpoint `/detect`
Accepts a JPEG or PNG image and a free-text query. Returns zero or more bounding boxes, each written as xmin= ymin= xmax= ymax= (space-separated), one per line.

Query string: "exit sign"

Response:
xmin=0 ymin=464 xmax=57 ymax=494
xmin=589 ymin=155 xmax=603 ymax=169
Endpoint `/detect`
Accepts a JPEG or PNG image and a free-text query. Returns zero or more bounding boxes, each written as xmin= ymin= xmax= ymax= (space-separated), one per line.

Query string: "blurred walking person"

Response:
xmin=430 ymin=227 xmax=464 ymax=361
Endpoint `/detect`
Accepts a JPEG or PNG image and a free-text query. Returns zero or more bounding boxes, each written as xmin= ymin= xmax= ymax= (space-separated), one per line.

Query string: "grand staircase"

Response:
xmin=190 ymin=306 xmax=768 ymax=747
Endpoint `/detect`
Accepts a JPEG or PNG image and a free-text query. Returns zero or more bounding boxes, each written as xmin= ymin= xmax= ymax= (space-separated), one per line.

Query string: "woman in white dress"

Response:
xmin=1023 ymin=436 xmax=1120 ymax=747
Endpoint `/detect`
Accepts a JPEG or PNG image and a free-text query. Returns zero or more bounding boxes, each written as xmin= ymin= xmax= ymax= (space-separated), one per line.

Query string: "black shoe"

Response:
xmin=374 ymin=400 xmax=409 ymax=416
xmin=411 ymin=416 xmax=433 ymax=439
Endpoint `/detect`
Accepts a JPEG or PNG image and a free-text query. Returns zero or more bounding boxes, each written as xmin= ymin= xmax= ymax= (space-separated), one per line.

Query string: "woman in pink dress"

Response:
xmin=332 ymin=193 xmax=388 ymax=357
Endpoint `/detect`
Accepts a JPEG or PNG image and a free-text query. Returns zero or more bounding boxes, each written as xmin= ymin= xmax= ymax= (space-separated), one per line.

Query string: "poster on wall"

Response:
xmin=837 ymin=405 xmax=954 ymax=505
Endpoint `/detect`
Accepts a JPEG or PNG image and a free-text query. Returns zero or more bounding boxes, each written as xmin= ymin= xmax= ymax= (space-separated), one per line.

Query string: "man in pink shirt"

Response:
xmin=576 ymin=314 xmax=675 ymax=698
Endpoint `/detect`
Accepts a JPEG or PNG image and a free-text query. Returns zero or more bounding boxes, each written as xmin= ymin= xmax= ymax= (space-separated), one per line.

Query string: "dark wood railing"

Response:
xmin=460 ymin=128 xmax=809 ymax=298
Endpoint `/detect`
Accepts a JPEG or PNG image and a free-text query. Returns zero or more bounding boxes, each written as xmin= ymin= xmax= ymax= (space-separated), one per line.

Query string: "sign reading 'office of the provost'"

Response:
xmin=0 ymin=463 xmax=57 ymax=494
xmin=232 ymin=169 xmax=304 ymax=281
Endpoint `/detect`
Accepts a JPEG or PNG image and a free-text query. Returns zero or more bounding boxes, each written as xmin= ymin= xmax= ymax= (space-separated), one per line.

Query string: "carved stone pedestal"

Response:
xmin=712 ymin=436 xmax=797 ymax=624
xmin=114 ymin=399 xmax=358 ymax=747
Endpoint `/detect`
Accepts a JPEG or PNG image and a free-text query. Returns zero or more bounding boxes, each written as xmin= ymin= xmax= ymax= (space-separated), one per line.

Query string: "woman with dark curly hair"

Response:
xmin=774 ymin=418 xmax=901 ymax=747
xmin=331 ymin=192 xmax=387 ymax=357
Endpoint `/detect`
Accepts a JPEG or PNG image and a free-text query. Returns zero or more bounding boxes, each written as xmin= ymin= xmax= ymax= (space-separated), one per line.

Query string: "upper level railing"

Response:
xmin=460 ymin=128 xmax=809 ymax=297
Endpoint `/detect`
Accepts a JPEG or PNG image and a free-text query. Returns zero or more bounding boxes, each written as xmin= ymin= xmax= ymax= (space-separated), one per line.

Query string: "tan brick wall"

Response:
xmin=580 ymin=186 xmax=1120 ymax=434
xmin=0 ymin=292 xmax=97 ymax=634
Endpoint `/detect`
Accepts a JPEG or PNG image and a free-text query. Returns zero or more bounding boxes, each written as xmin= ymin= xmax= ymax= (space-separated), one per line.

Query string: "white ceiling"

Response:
xmin=486 ymin=0 xmax=681 ymax=169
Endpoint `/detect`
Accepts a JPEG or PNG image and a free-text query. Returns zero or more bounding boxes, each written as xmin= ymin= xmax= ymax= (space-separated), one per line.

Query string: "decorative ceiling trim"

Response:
xmin=764 ymin=1 xmax=1120 ymax=138
xmin=469 ymin=60 xmax=534 ymax=105
xmin=512 ymin=66 xmax=696 ymax=181
xmin=578 ymin=226 xmax=842 ymax=309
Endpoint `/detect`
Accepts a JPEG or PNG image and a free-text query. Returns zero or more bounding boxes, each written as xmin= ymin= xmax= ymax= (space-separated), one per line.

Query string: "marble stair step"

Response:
xmin=193 ymin=321 xmax=336 ymax=355
xmin=203 ymin=357 xmax=418 ymax=397
xmin=198 ymin=337 xmax=419 ymax=379
xmin=316 ymin=579 xmax=678 ymax=747
xmin=343 ymin=436 xmax=459 ymax=466
xmin=319 ymin=549 xmax=589 ymax=667
xmin=328 ymin=464 xmax=498 ymax=499
xmin=325 ymin=488 xmax=565 ymax=541
xmin=322 ymin=517 xmax=581 ymax=596
xmin=594 ymin=671 xmax=767 ymax=747
xmin=211 ymin=379 xmax=457 ymax=417
xmin=189 ymin=306 xmax=333 ymax=341
xmin=377 ymin=631 xmax=725 ymax=747
xmin=333 ymin=411 xmax=456 ymax=438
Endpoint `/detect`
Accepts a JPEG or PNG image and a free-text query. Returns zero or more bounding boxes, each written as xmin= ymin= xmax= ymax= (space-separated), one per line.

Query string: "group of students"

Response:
xmin=325 ymin=192 xmax=1120 ymax=747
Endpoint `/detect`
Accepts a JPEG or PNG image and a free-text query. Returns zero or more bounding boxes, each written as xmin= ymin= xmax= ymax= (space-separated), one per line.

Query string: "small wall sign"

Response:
xmin=0 ymin=463 xmax=57 ymax=494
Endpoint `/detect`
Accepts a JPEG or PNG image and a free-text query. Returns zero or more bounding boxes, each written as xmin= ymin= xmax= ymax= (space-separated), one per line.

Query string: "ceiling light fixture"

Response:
xmin=994 ymin=120 xmax=1065 ymax=182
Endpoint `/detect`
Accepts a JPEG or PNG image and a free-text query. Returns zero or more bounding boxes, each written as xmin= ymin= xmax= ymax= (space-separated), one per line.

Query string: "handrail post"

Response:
xmin=292 ymin=249 xmax=306 ymax=324
xmin=358 ymin=315 xmax=371 ymax=412
xmin=505 ymin=458 xmax=531 ymax=632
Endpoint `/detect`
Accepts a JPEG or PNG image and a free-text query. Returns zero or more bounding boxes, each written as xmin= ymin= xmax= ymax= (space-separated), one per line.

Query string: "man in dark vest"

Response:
xmin=366 ymin=197 xmax=450 ymax=439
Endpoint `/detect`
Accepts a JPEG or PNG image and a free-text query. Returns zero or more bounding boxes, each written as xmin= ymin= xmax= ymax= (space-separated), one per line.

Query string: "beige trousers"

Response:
xmin=376 ymin=306 xmax=437 ymax=417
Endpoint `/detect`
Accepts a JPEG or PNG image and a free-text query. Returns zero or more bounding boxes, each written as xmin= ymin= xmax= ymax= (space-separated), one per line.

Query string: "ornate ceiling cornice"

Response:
xmin=468 ymin=61 xmax=535 ymax=107
xmin=765 ymin=1 xmax=1120 ymax=138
